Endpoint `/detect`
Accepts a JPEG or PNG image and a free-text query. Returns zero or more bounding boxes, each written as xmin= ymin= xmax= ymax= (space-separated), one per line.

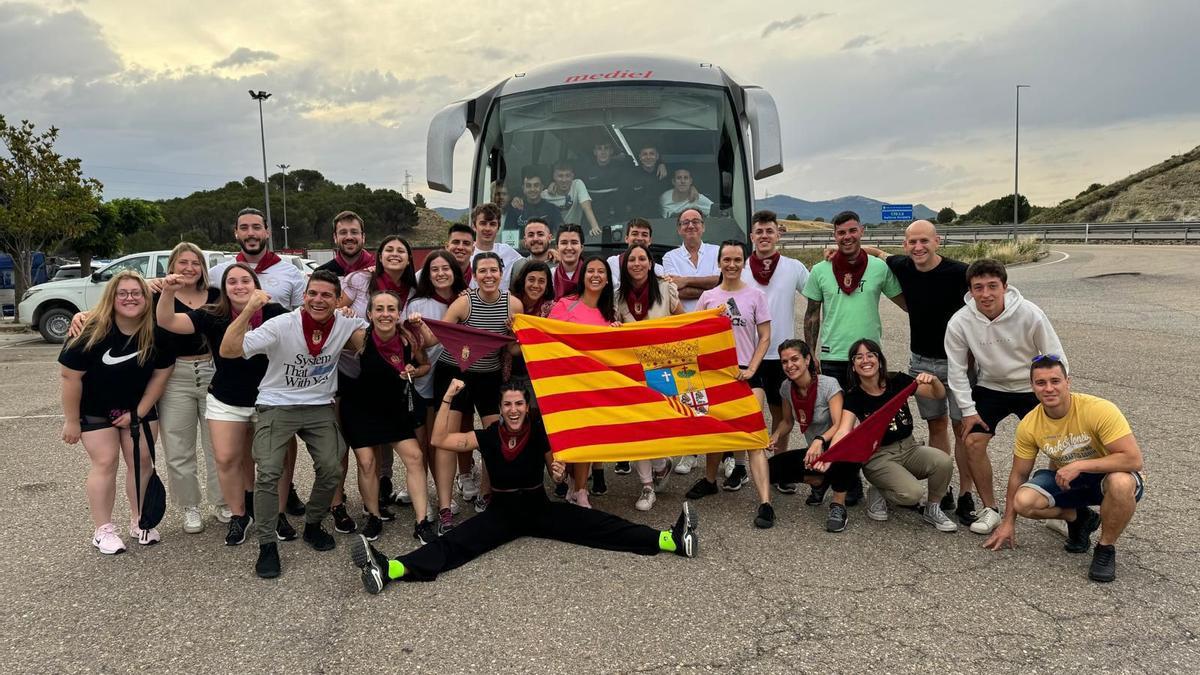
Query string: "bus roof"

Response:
xmin=482 ymin=53 xmax=752 ymax=98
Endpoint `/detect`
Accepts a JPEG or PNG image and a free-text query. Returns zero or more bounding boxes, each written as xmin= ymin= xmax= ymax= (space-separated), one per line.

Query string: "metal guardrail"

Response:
xmin=780 ymin=222 xmax=1200 ymax=246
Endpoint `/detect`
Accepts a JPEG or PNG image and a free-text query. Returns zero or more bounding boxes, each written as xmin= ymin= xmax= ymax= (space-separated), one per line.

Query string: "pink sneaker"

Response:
xmin=92 ymin=523 xmax=126 ymax=555
xmin=573 ymin=489 xmax=592 ymax=509
xmin=129 ymin=521 xmax=161 ymax=546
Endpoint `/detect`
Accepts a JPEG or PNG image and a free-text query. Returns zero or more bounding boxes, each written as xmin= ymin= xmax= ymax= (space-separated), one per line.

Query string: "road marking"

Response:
xmin=0 ymin=414 xmax=62 ymax=420
xmin=1018 ymin=250 xmax=1070 ymax=269
xmin=0 ymin=337 xmax=45 ymax=349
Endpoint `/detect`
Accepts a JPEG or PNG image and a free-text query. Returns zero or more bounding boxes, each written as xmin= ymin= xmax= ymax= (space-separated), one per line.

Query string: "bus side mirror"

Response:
xmin=426 ymin=101 xmax=470 ymax=193
xmin=745 ymin=88 xmax=784 ymax=180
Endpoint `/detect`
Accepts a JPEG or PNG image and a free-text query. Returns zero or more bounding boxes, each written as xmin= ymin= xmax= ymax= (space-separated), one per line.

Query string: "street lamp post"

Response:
xmin=248 ymin=90 xmax=273 ymax=240
xmin=1013 ymin=84 xmax=1030 ymax=240
xmin=277 ymin=163 xmax=290 ymax=249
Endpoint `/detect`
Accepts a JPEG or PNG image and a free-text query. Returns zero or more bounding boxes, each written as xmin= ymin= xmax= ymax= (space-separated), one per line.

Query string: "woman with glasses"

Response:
xmin=60 ymin=271 xmax=174 ymax=554
xmin=831 ymin=338 xmax=957 ymax=533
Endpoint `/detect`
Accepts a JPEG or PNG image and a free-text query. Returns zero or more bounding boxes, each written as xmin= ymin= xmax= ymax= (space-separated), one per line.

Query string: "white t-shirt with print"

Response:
xmin=210 ymin=258 xmax=306 ymax=311
xmin=741 ymin=255 xmax=810 ymax=360
xmin=243 ymin=309 xmax=368 ymax=406
xmin=542 ymin=179 xmax=591 ymax=227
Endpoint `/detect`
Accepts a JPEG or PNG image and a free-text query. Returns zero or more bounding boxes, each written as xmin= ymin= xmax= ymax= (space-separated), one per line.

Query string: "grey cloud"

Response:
xmin=761 ymin=12 xmax=831 ymax=38
xmin=213 ymin=47 xmax=280 ymax=69
xmin=0 ymin=3 xmax=121 ymax=85
xmin=841 ymin=34 xmax=879 ymax=50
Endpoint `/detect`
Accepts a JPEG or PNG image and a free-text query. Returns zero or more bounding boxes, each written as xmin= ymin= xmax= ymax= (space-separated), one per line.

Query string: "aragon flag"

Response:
xmin=513 ymin=308 xmax=769 ymax=463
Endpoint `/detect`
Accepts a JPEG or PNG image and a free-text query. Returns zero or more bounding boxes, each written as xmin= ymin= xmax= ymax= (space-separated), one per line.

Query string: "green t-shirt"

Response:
xmin=802 ymin=256 xmax=902 ymax=362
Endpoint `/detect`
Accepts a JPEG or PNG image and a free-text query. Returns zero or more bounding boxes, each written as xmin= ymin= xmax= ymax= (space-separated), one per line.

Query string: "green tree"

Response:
xmin=936 ymin=207 xmax=957 ymax=224
xmin=813 ymin=216 xmax=825 ymax=223
xmin=414 ymin=193 xmax=427 ymax=208
xmin=180 ymin=227 xmax=212 ymax=250
xmin=961 ymin=194 xmax=1033 ymax=225
xmin=69 ymin=198 xmax=165 ymax=275
xmin=0 ymin=117 xmax=103 ymax=320
xmin=1076 ymin=182 xmax=1104 ymax=198
xmin=124 ymin=230 xmax=161 ymax=253
xmin=785 ymin=213 xmax=799 ymax=220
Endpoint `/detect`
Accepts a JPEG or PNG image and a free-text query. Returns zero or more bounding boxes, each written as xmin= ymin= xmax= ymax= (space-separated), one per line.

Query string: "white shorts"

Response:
xmin=205 ymin=394 xmax=255 ymax=423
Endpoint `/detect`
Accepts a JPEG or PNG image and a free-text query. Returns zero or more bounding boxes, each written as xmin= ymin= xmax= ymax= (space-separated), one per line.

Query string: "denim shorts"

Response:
xmin=908 ymin=354 xmax=960 ymax=422
xmin=1022 ymin=468 xmax=1145 ymax=509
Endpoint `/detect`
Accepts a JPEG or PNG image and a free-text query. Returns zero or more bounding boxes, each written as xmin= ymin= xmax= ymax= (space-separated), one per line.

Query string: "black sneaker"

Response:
xmin=685 ymin=478 xmax=719 ymax=500
xmin=614 ymin=461 xmax=632 ymax=475
xmin=437 ymin=508 xmax=455 ymax=536
xmin=1089 ymin=544 xmax=1117 ymax=582
xmin=826 ymin=503 xmax=848 ymax=532
xmin=591 ymin=468 xmax=608 ymax=496
xmin=775 ymin=482 xmax=799 ymax=495
xmin=669 ymin=502 xmax=699 ymax=558
xmin=554 ymin=481 xmax=569 ymax=500
xmin=255 ymin=542 xmax=281 ymax=579
xmin=956 ymin=492 xmax=977 ymax=525
xmin=414 ymin=518 xmax=436 ymax=545
xmin=275 ymin=514 xmax=297 ymax=541
xmin=806 ymin=482 xmax=828 ymax=506
xmin=845 ymin=476 xmax=864 ymax=506
xmin=723 ymin=465 xmax=749 ymax=491
xmin=379 ymin=476 xmax=394 ymax=506
xmin=350 ymin=533 xmax=390 ymax=594
xmin=753 ymin=502 xmax=776 ymax=529
xmin=331 ymin=503 xmax=356 ymax=533
xmin=285 ymin=486 xmax=306 ymax=517
xmin=940 ymin=487 xmax=955 ymax=512
xmin=362 ymin=514 xmax=383 ymax=542
xmin=303 ymin=523 xmax=336 ymax=551
xmin=1065 ymin=507 xmax=1101 ymax=553
xmin=225 ymin=514 xmax=253 ymax=546
xmin=373 ymin=505 xmax=396 ymax=522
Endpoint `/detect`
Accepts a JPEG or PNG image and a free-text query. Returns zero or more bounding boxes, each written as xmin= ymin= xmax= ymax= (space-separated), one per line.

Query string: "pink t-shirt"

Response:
xmin=697 ymin=284 xmax=772 ymax=366
xmin=549 ymin=296 xmax=609 ymax=326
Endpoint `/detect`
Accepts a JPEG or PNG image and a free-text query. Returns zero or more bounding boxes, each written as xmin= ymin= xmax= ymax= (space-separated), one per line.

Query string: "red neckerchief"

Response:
xmin=553 ymin=263 xmax=581 ymax=300
xmin=299 ymin=309 xmax=334 ymax=357
xmin=335 ymin=250 xmax=376 ymax=275
xmin=371 ymin=329 xmax=408 ymax=376
xmin=830 ymin=250 xmax=868 ymax=295
xmin=789 ymin=377 xmax=819 ymax=434
xmin=460 ymin=263 xmax=473 ymax=287
xmin=749 ymin=251 xmax=781 ymax=286
xmin=497 ymin=419 xmax=531 ymax=462
xmin=373 ymin=272 xmax=410 ymax=312
xmin=231 ymin=307 xmax=263 ymax=329
xmin=625 ymin=280 xmax=651 ymax=321
xmin=237 ymin=250 xmax=282 ymax=274
xmin=520 ymin=293 xmax=553 ymax=317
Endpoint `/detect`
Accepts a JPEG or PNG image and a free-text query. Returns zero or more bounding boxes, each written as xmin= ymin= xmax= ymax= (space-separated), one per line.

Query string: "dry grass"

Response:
xmin=779 ymin=219 xmax=831 ymax=231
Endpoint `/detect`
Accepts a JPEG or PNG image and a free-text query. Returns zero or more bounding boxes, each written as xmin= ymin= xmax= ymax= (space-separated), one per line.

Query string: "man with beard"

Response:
xmin=316 ymin=211 xmax=374 ymax=277
xmin=220 ymin=270 xmax=368 ymax=578
xmin=509 ymin=218 xmax=556 ymax=282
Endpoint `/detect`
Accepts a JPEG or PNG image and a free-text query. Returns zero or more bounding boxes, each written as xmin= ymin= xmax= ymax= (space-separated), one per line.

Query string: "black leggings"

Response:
xmin=396 ymin=489 xmax=662 ymax=581
xmin=768 ymin=450 xmax=861 ymax=493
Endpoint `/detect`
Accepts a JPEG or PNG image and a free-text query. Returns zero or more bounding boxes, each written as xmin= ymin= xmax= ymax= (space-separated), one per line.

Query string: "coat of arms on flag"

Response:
xmin=513 ymin=308 xmax=768 ymax=463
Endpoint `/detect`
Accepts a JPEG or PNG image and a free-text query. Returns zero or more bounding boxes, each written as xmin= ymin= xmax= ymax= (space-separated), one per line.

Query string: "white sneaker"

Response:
xmin=720 ymin=456 xmax=735 ymax=478
xmin=866 ymin=487 xmax=889 ymax=521
xmin=674 ymin=455 xmax=696 ymax=475
xmin=449 ymin=498 xmax=461 ymax=516
xmin=182 ymin=506 xmax=205 ymax=533
xmin=457 ymin=469 xmax=480 ymax=502
xmin=969 ymin=506 xmax=1003 ymax=534
xmin=1044 ymin=518 xmax=1069 ymax=537
xmin=635 ymin=486 xmax=656 ymax=511
xmin=92 ymin=523 xmax=126 ymax=555
xmin=922 ymin=502 xmax=958 ymax=533
xmin=215 ymin=506 xmax=233 ymax=524
xmin=393 ymin=484 xmax=413 ymax=505
xmin=129 ymin=520 xmax=162 ymax=545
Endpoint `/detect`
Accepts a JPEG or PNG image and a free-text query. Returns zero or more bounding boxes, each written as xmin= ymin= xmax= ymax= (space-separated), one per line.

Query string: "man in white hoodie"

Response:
xmin=944 ymin=259 xmax=1067 ymax=535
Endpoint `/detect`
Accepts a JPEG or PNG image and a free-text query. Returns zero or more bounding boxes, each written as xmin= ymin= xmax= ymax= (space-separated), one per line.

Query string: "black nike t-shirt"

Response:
xmin=843 ymin=372 xmax=916 ymax=446
xmin=885 ymin=255 xmax=968 ymax=359
xmin=187 ymin=303 xmax=288 ymax=408
xmin=58 ymin=325 xmax=174 ymax=418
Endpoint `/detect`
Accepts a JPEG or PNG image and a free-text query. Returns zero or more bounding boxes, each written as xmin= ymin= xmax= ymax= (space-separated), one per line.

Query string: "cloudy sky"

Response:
xmin=4 ymin=0 xmax=1198 ymax=213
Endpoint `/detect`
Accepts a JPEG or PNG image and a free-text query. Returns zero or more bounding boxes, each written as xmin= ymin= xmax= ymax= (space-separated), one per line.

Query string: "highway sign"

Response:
xmin=882 ymin=204 xmax=913 ymax=221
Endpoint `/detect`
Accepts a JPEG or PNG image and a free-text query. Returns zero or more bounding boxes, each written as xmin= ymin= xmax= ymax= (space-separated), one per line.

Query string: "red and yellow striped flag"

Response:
xmin=513 ymin=308 xmax=769 ymax=463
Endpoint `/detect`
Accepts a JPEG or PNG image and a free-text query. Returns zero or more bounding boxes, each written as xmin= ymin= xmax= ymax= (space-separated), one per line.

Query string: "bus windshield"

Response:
xmin=475 ymin=83 xmax=751 ymax=251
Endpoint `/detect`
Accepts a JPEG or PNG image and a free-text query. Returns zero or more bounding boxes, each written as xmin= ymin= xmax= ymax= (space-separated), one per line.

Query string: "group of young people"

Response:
xmin=58 ymin=202 xmax=1145 ymax=588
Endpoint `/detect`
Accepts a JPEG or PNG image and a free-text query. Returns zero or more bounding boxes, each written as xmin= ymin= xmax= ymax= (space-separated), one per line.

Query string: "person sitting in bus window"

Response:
xmin=543 ymin=161 xmax=603 ymax=242
xmin=581 ymin=141 xmax=625 ymax=232
xmin=626 ymin=144 xmax=671 ymax=219
xmin=503 ymin=165 xmax=562 ymax=237
xmin=490 ymin=181 xmax=509 ymax=211
xmin=661 ymin=167 xmax=714 ymax=219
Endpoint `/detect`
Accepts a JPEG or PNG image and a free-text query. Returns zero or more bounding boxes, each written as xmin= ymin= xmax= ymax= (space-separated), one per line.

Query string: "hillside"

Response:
xmin=433 ymin=207 xmax=469 ymax=222
xmin=411 ymin=208 xmax=452 ymax=246
xmin=760 ymin=194 xmax=936 ymax=222
xmin=1029 ymin=144 xmax=1200 ymax=224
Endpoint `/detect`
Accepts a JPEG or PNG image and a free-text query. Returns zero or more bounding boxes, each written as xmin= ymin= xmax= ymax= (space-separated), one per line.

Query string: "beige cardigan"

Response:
xmin=614 ymin=279 xmax=681 ymax=323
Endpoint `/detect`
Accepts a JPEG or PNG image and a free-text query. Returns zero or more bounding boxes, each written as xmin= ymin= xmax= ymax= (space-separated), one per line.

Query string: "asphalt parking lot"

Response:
xmin=1 ymin=244 xmax=1197 ymax=673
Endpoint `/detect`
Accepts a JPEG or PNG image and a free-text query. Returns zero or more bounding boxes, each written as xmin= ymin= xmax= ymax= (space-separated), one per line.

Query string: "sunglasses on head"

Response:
xmin=1031 ymin=354 xmax=1063 ymax=364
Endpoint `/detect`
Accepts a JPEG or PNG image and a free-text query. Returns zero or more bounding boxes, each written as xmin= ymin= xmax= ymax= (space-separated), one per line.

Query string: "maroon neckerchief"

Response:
xmin=237 ymin=250 xmax=282 ymax=274
xmin=749 ymin=251 xmax=781 ymax=286
xmin=371 ymin=329 xmax=408 ymax=376
xmin=299 ymin=309 xmax=334 ymax=357
xmin=373 ymin=272 xmax=410 ymax=312
xmin=497 ymin=419 xmax=531 ymax=462
xmin=625 ymin=280 xmax=651 ymax=321
xmin=335 ymin=250 xmax=376 ymax=275
xmin=554 ymin=263 xmax=581 ymax=300
xmin=789 ymin=377 xmax=819 ymax=434
xmin=231 ymin=306 xmax=263 ymax=329
xmin=830 ymin=250 xmax=867 ymax=295
xmin=430 ymin=290 xmax=455 ymax=307
xmin=460 ymin=263 xmax=473 ymax=287
xmin=520 ymin=293 xmax=553 ymax=318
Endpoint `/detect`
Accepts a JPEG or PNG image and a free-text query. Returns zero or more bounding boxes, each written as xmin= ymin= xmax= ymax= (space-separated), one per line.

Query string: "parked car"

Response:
xmin=17 ymin=249 xmax=229 ymax=343
xmin=50 ymin=261 xmax=112 ymax=282
xmin=278 ymin=255 xmax=316 ymax=277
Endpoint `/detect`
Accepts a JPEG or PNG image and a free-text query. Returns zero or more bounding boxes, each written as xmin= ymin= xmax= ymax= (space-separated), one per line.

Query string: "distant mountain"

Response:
xmin=759 ymin=195 xmax=936 ymax=223
xmin=433 ymin=207 xmax=469 ymax=222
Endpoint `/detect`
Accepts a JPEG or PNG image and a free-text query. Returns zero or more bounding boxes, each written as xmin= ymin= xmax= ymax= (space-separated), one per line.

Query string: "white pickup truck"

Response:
xmin=17 ymin=249 xmax=229 ymax=343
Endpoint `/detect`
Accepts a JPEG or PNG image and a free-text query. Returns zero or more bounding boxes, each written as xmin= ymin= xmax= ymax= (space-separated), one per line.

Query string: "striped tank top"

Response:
xmin=438 ymin=288 xmax=510 ymax=372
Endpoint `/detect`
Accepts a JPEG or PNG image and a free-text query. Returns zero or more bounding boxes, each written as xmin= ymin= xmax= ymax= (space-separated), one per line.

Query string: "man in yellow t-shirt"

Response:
xmin=984 ymin=355 xmax=1144 ymax=583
